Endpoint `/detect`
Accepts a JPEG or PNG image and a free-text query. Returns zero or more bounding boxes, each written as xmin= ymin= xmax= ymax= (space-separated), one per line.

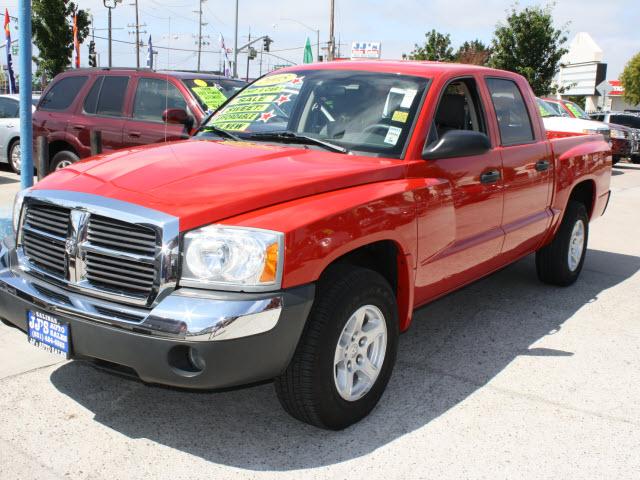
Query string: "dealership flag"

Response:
xmin=73 ymin=14 xmax=80 ymax=68
xmin=303 ymin=37 xmax=313 ymax=64
xmin=147 ymin=35 xmax=154 ymax=69
xmin=219 ymin=33 xmax=231 ymax=77
xmin=4 ymin=9 xmax=16 ymax=94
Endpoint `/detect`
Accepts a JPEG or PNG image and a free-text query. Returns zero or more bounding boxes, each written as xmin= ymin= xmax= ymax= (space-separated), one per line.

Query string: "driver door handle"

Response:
xmin=535 ymin=160 xmax=550 ymax=171
xmin=480 ymin=169 xmax=501 ymax=184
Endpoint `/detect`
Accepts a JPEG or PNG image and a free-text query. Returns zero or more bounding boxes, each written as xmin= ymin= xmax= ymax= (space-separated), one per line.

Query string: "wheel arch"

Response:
xmin=568 ymin=179 xmax=596 ymax=219
xmin=317 ymin=239 xmax=414 ymax=332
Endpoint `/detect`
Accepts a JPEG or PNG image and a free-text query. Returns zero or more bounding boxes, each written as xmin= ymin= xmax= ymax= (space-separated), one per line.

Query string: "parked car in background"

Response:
xmin=33 ymin=69 xmax=246 ymax=171
xmin=2 ymin=62 xmax=611 ymax=430
xmin=543 ymin=98 xmax=635 ymax=164
xmin=588 ymin=111 xmax=640 ymax=163
xmin=0 ymin=94 xmax=40 ymax=174
xmin=536 ymin=98 xmax=611 ymax=147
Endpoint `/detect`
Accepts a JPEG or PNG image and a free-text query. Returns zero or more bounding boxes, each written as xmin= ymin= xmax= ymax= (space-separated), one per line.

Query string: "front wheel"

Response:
xmin=536 ymin=201 xmax=589 ymax=286
xmin=631 ymin=154 xmax=640 ymax=165
xmin=275 ymin=265 xmax=399 ymax=430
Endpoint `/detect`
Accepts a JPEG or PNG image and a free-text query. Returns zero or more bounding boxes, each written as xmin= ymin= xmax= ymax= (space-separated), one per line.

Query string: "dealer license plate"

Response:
xmin=27 ymin=310 xmax=71 ymax=359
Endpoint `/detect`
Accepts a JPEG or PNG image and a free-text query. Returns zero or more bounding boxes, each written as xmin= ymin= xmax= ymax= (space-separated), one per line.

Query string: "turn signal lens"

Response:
xmin=260 ymin=242 xmax=280 ymax=283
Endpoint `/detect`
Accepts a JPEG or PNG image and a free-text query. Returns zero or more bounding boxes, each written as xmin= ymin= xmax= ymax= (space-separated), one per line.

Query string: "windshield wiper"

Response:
xmin=246 ymin=131 xmax=349 ymax=154
xmin=198 ymin=125 xmax=241 ymax=141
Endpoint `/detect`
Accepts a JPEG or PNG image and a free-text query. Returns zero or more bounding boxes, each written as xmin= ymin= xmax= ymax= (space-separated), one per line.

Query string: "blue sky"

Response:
xmin=0 ymin=0 xmax=638 ymax=80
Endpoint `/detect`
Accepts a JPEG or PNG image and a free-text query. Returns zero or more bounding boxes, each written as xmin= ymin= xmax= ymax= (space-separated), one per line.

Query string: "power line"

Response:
xmin=92 ymin=33 xmax=220 ymax=54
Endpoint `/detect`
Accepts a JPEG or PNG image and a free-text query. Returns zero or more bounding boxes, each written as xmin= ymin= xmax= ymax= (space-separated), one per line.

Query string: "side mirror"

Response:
xmin=162 ymin=108 xmax=190 ymax=125
xmin=422 ymin=130 xmax=491 ymax=160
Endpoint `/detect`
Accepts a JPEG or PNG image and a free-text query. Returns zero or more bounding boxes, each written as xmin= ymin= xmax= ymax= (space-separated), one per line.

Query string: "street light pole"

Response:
xmin=328 ymin=0 xmax=335 ymax=61
xmin=134 ymin=0 xmax=139 ymax=68
xmin=103 ymin=0 xmax=122 ymax=68
xmin=233 ymin=0 xmax=239 ymax=78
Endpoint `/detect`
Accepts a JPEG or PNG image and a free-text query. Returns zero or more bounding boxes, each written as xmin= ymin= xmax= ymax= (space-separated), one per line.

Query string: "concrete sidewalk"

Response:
xmin=0 ymin=163 xmax=639 ymax=479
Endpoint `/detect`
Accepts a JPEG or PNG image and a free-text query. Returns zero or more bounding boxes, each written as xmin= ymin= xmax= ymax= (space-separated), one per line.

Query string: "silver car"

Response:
xmin=0 ymin=94 xmax=40 ymax=174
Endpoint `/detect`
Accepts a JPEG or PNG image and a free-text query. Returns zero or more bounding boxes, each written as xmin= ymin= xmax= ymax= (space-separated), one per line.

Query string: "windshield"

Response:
xmin=200 ymin=70 xmax=429 ymax=158
xmin=536 ymin=99 xmax=558 ymax=118
xmin=182 ymin=78 xmax=245 ymax=112
xmin=563 ymin=101 xmax=589 ymax=119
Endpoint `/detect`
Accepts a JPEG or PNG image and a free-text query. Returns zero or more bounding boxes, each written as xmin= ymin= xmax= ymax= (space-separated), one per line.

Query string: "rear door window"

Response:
xmin=0 ymin=98 xmax=19 ymax=118
xmin=486 ymin=78 xmax=535 ymax=145
xmin=39 ymin=76 xmax=88 ymax=111
xmin=84 ymin=76 xmax=130 ymax=116
xmin=132 ymin=78 xmax=189 ymax=122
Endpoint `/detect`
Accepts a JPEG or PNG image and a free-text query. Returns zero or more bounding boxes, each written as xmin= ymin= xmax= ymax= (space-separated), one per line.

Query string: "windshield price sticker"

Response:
xmin=234 ymin=94 xmax=277 ymax=105
xmin=215 ymin=112 xmax=260 ymax=122
xmin=253 ymin=73 xmax=298 ymax=86
xmin=392 ymin=110 xmax=409 ymax=123
xmin=384 ymin=126 xmax=403 ymax=145
xmin=213 ymin=121 xmax=251 ymax=131
xmin=192 ymin=86 xmax=228 ymax=110
xmin=27 ymin=311 xmax=70 ymax=358
xmin=222 ymin=103 xmax=270 ymax=114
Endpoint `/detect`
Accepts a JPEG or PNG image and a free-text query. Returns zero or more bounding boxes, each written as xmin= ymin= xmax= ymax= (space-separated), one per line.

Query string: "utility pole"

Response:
xmin=128 ymin=0 xmax=146 ymax=68
xmin=194 ymin=0 xmax=207 ymax=71
xmin=233 ymin=0 xmax=239 ymax=78
xmin=328 ymin=0 xmax=335 ymax=61
xmin=246 ymin=32 xmax=251 ymax=81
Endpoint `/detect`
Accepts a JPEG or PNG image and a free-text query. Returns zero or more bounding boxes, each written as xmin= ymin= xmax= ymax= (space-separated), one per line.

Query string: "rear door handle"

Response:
xmin=535 ymin=160 xmax=550 ymax=172
xmin=71 ymin=124 xmax=85 ymax=130
xmin=480 ymin=169 xmax=501 ymax=184
xmin=129 ymin=132 xmax=141 ymax=138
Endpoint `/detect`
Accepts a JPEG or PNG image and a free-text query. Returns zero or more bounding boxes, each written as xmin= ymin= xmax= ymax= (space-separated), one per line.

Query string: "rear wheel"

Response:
xmin=536 ymin=201 xmax=589 ymax=286
xmin=8 ymin=139 xmax=20 ymax=174
xmin=631 ymin=154 xmax=640 ymax=164
xmin=275 ymin=265 xmax=399 ymax=430
xmin=51 ymin=150 xmax=79 ymax=171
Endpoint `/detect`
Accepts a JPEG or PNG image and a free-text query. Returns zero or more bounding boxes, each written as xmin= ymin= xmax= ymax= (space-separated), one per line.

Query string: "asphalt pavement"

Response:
xmin=0 ymin=162 xmax=639 ymax=479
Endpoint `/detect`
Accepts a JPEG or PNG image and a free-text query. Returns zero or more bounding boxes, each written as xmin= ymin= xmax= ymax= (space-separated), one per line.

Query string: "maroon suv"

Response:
xmin=33 ymin=69 xmax=245 ymax=170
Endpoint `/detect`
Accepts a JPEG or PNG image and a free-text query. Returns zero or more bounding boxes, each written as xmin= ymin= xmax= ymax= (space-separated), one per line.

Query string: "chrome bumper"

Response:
xmin=0 ymin=237 xmax=282 ymax=342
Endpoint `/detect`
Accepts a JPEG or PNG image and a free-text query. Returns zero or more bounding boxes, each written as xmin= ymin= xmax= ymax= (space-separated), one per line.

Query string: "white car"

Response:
xmin=0 ymin=94 xmax=40 ymax=174
xmin=537 ymin=98 xmax=610 ymax=141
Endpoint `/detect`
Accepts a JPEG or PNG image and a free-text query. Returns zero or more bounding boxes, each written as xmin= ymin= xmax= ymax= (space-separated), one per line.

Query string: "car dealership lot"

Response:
xmin=0 ymin=164 xmax=639 ymax=479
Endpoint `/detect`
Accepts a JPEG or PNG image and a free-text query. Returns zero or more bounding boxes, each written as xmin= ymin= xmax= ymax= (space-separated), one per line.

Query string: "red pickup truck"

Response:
xmin=0 ymin=61 xmax=611 ymax=430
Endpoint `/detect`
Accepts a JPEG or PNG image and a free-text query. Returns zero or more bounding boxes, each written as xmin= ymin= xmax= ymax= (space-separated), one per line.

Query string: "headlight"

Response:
xmin=610 ymin=129 xmax=625 ymax=139
xmin=181 ymin=225 xmax=284 ymax=291
xmin=12 ymin=189 xmax=28 ymax=232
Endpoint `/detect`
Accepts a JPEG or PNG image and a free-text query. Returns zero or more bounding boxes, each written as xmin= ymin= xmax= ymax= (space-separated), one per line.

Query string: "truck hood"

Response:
xmin=34 ymin=139 xmax=406 ymax=231
xmin=542 ymin=116 xmax=610 ymax=134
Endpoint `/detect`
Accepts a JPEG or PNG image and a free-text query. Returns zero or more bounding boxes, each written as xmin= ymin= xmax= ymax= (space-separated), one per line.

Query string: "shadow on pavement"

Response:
xmin=49 ymin=248 xmax=640 ymax=471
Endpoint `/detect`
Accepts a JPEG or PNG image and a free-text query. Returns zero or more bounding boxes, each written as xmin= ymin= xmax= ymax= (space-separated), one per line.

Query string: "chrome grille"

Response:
xmin=24 ymin=204 xmax=70 ymax=237
xmin=19 ymin=201 xmax=162 ymax=306
xmin=84 ymin=250 xmax=156 ymax=296
xmin=88 ymin=215 xmax=157 ymax=256
xmin=22 ymin=204 xmax=69 ymax=277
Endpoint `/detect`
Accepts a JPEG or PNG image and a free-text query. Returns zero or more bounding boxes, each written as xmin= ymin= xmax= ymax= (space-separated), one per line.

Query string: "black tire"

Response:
xmin=631 ymin=154 xmax=640 ymax=164
xmin=612 ymin=155 xmax=620 ymax=165
xmin=275 ymin=265 xmax=399 ymax=430
xmin=8 ymin=139 xmax=20 ymax=174
xmin=50 ymin=150 xmax=79 ymax=171
xmin=536 ymin=201 xmax=589 ymax=286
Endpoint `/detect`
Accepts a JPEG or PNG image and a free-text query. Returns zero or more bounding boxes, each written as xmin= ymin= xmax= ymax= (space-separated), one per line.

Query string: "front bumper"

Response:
xmin=0 ymin=240 xmax=314 ymax=389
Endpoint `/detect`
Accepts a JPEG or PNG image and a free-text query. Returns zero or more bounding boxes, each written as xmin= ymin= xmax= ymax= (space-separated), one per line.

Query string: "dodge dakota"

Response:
xmin=0 ymin=61 xmax=611 ymax=430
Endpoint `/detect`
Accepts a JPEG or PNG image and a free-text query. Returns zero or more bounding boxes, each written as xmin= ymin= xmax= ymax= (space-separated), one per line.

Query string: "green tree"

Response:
xmin=409 ymin=30 xmax=454 ymax=62
xmin=489 ymin=4 xmax=568 ymax=96
xmin=32 ymin=0 xmax=90 ymax=81
xmin=455 ymin=40 xmax=491 ymax=66
xmin=620 ymin=52 xmax=640 ymax=106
